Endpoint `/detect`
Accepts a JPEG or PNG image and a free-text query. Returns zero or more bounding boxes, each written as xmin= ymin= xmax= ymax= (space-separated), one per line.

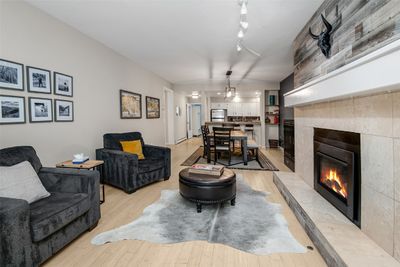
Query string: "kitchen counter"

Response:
xmin=205 ymin=121 xmax=261 ymax=126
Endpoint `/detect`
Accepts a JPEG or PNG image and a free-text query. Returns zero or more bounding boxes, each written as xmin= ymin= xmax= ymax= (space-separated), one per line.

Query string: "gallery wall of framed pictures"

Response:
xmin=0 ymin=58 xmax=74 ymax=124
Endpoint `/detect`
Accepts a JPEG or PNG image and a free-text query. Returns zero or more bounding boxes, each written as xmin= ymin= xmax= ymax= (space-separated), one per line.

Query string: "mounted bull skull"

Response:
xmin=309 ymin=14 xmax=341 ymax=58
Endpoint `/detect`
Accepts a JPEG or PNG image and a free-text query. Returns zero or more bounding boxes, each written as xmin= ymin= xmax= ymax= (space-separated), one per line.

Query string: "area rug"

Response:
xmin=181 ymin=147 xmax=279 ymax=171
xmin=91 ymin=176 xmax=306 ymax=255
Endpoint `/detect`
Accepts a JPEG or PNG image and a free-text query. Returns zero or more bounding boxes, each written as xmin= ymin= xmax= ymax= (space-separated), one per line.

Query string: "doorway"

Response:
xmin=186 ymin=103 xmax=202 ymax=139
xmin=163 ymin=87 xmax=174 ymax=145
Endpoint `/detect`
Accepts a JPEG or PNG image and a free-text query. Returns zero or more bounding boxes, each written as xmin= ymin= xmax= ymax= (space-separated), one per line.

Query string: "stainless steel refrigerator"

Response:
xmin=210 ymin=109 xmax=227 ymax=122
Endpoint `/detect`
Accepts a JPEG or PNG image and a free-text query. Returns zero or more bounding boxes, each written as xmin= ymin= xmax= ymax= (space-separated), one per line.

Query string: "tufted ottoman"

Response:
xmin=179 ymin=168 xmax=236 ymax=212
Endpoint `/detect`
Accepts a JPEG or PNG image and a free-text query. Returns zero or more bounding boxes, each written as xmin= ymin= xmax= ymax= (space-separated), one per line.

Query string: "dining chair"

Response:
xmin=212 ymin=127 xmax=232 ymax=165
xmin=201 ymin=125 xmax=213 ymax=158
xmin=233 ymin=124 xmax=241 ymax=131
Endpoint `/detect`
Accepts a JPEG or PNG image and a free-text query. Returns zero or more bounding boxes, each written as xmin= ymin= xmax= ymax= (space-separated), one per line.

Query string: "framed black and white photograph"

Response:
xmin=0 ymin=95 xmax=25 ymax=124
xmin=54 ymin=72 xmax=73 ymax=97
xmin=0 ymin=59 xmax=24 ymax=91
xmin=120 ymin=90 xmax=142 ymax=119
xmin=28 ymin=97 xmax=53 ymax=123
xmin=54 ymin=99 xmax=73 ymax=122
xmin=27 ymin=66 xmax=51 ymax=94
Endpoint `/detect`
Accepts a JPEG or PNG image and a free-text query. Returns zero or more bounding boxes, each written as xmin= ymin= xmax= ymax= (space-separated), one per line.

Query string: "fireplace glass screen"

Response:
xmin=318 ymin=155 xmax=348 ymax=202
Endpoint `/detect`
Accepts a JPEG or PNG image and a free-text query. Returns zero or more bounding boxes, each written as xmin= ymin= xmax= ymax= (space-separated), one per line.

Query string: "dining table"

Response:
xmin=206 ymin=130 xmax=249 ymax=166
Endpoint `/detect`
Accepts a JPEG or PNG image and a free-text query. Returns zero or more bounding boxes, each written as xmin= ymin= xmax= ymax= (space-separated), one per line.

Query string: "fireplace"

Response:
xmin=314 ymin=128 xmax=361 ymax=227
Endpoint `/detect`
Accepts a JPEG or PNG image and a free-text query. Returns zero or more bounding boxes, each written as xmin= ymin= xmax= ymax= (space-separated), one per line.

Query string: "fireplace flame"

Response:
xmin=321 ymin=169 xmax=348 ymax=199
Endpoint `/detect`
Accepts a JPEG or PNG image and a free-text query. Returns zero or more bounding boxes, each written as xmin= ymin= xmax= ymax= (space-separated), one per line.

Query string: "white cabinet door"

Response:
xmin=227 ymin=103 xmax=235 ymax=116
xmin=254 ymin=103 xmax=260 ymax=116
xmin=211 ymin=103 xmax=228 ymax=110
xmin=235 ymin=103 xmax=243 ymax=116
xmin=248 ymin=103 xmax=259 ymax=116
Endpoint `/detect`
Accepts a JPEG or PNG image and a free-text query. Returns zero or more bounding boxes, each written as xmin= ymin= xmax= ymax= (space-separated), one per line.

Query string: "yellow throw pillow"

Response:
xmin=120 ymin=140 xmax=145 ymax=160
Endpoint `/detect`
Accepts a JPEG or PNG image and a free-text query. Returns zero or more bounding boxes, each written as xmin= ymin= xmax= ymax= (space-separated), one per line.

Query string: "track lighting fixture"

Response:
xmin=240 ymin=20 xmax=249 ymax=30
xmin=240 ymin=2 xmax=247 ymax=15
xmin=238 ymin=29 xmax=244 ymax=38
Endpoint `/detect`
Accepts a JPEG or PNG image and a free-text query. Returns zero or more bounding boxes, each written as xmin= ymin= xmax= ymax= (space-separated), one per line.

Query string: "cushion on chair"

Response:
xmin=138 ymin=157 xmax=165 ymax=174
xmin=30 ymin=192 xmax=90 ymax=242
xmin=120 ymin=140 xmax=145 ymax=159
xmin=0 ymin=161 xmax=50 ymax=204
xmin=103 ymin=132 xmax=144 ymax=151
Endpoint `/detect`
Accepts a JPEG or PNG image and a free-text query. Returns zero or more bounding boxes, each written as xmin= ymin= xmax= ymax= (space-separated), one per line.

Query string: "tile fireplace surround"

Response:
xmin=276 ymin=91 xmax=400 ymax=266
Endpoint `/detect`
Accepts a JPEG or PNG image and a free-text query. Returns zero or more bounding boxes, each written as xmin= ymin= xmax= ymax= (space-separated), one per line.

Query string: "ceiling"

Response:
xmin=27 ymin=0 xmax=323 ymax=86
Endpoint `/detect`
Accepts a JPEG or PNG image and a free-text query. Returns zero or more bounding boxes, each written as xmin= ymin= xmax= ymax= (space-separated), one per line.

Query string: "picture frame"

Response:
xmin=28 ymin=97 xmax=53 ymax=123
xmin=0 ymin=95 xmax=26 ymax=124
xmin=146 ymin=96 xmax=160 ymax=119
xmin=0 ymin=59 xmax=24 ymax=91
xmin=54 ymin=72 xmax=73 ymax=97
xmin=54 ymin=99 xmax=74 ymax=122
xmin=120 ymin=90 xmax=142 ymax=119
xmin=27 ymin=66 xmax=51 ymax=94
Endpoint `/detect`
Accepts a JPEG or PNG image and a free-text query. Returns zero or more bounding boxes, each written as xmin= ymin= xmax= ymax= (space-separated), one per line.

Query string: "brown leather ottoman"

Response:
xmin=179 ymin=168 xmax=236 ymax=212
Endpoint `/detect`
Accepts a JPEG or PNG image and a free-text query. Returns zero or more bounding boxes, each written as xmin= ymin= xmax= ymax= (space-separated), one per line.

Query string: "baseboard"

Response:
xmin=176 ymin=138 xmax=187 ymax=144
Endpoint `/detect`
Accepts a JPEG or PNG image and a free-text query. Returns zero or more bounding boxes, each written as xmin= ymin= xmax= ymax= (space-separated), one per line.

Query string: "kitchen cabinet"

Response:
xmin=211 ymin=102 xmax=260 ymax=117
xmin=211 ymin=103 xmax=228 ymax=109
xmin=227 ymin=103 xmax=243 ymax=116
xmin=241 ymin=103 xmax=260 ymax=116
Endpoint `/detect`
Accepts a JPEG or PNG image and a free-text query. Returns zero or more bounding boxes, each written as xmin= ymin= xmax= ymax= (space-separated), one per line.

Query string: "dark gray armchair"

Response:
xmin=96 ymin=132 xmax=171 ymax=193
xmin=0 ymin=146 xmax=101 ymax=267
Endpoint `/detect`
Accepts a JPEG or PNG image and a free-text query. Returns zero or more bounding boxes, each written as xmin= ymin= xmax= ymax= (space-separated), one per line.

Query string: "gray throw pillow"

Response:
xmin=0 ymin=161 xmax=50 ymax=203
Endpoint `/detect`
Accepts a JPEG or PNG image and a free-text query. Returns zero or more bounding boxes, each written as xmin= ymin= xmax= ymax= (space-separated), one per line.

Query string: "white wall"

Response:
xmin=0 ymin=1 xmax=171 ymax=166
xmin=173 ymin=92 xmax=187 ymax=143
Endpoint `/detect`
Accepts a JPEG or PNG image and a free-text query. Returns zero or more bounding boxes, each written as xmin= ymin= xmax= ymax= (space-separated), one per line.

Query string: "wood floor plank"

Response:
xmin=43 ymin=137 xmax=326 ymax=267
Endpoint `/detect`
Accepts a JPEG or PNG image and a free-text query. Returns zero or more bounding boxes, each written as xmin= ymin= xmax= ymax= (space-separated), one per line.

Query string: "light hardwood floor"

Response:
xmin=44 ymin=138 xmax=326 ymax=267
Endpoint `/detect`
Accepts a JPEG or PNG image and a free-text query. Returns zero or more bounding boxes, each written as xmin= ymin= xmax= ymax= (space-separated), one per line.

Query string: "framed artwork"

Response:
xmin=54 ymin=99 xmax=74 ymax=122
xmin=0 ymin=95 xmax=25 ymax=124
xmin=54 ymin=72 xmax=73 ymax=97
xmin=0 ymin=59 xmax=24 ymax=91
xmin=146 ymin=96 xmax=160 ymax=119
xmin=120 ymin=90 xmax=142 ymax=119
xmin=28 ymin=97 xmax=53 ymax=123
xmin=27 ymin=66 xmax=51 ymax=94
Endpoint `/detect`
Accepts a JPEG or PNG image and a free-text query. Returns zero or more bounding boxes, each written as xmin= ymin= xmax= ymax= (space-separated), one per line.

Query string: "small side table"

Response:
xmin=56 ymin=160 xmax=105 ymax=204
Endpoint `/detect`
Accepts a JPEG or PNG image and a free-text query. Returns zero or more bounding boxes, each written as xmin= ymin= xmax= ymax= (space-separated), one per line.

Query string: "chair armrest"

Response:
xmin=143 ymin=144 xmax=169 ymax=158
xmin=96 ymin=148 xmax=139 ymax=193
xmin=38 ymin=167 xmax=101 ymax=227
xmin=143 ymin=145 xmax=171 ymax=178
xmin=0 ymin=197 xmax=33 ymax=266
xmin=38 ymin=167 xmax=99 ymax=194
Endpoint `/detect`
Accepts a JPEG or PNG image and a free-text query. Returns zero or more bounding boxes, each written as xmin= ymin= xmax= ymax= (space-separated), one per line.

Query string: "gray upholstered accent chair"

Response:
xmin=96 ymin=132 xmax=171 ymax=194
xmin=0 ymin=146 xmax=101 ymax=267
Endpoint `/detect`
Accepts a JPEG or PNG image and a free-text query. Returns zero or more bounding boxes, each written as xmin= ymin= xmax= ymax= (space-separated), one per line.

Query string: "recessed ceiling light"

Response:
xmin=217 ymin=92 xmax=221 ymax=95
xmin=237 ymin=43 xmax=242 ymax=52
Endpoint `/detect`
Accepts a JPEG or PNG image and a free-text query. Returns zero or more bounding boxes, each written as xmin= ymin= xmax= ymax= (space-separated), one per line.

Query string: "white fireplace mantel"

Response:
xmin=284 ymin=39 xmax=400 ymax=107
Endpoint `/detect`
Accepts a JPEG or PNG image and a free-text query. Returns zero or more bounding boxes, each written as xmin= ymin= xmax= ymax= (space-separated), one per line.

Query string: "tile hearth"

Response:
xmin=273 ymin=172 xmax=399 ymax=267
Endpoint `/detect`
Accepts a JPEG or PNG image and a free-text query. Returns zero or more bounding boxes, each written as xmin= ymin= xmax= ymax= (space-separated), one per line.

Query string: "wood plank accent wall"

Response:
xmin=293 ymin=0 xmax=400 ymax=88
